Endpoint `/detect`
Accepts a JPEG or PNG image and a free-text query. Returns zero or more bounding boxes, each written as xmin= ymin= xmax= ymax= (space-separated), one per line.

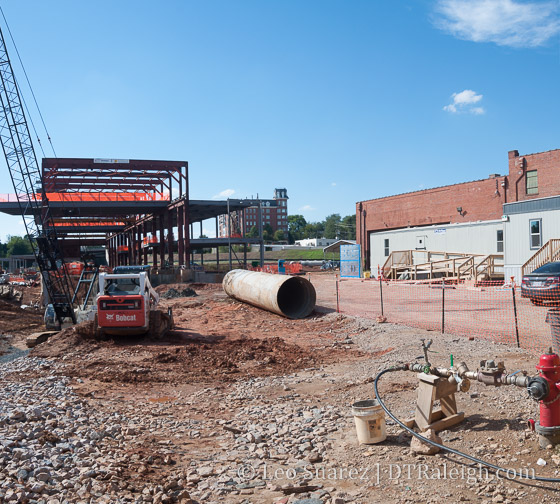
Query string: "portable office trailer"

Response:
xmin=503 ymin=196 xmax=560 ymax=283
xmin=369 ymin=220 xmax=504 ymax=276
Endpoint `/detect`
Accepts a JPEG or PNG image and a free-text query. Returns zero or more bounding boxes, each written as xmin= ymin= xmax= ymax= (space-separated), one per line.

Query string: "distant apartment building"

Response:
xmin=218 ymin=188 xmax=289 ymax=237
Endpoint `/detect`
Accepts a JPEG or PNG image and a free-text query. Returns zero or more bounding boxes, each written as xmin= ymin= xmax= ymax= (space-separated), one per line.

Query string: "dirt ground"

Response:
xmin=2 ymin=276 xmax=560 ymax=503
xmin=0 ymin=285 xmax=42 ymax=334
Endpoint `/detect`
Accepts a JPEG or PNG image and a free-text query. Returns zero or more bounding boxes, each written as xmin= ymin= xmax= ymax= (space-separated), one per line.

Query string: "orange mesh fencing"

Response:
xmin=308 ymin=273 xmax=560 ymax=355
xmin=250 ymin=263 xmax=304 ymax=275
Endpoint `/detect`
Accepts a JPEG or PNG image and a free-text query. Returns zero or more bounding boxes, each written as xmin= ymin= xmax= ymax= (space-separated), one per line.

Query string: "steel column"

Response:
xmin=142 ymin=222 xmax=148 ymax=265
xmin=167 ymin=209 xmax=174 ymax=267
xmin=216 ymin=216 xmax=220 ymax=271
xmin=159 ymin=213 xmax=165 ymax=269
xmin=184 ymin=203 xmax=190 ymax=267
xmin=151 ymin=218 xmax=158 ymax=269
xmin=177 ymin=205 xmax=184 ymax=266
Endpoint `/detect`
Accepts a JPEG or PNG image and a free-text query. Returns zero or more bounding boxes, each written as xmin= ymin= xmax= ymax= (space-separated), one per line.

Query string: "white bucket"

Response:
xmin=352 ymin=399 xmax=387 ymax=444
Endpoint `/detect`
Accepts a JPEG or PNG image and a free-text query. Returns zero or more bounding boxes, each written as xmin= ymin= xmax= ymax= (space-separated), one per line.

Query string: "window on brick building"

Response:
xmin=497 ymin=229 xmax=503 ymax=253
xmin=530 ymin=219 xmax=542 ymax=249
xmin=526 ymin=170 xmax=538 ymax=195
xmin=384 ymin=238 xmax=389 ymax=257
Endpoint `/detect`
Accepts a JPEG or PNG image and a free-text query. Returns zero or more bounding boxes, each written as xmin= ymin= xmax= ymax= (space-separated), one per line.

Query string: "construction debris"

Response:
xmin=0 ymin=285 xmax=23 ymax=303
xmin=410 ymin=429 xmax=442 ymax=455
xmin=161 ymin=287 xmax=198 ymax=299
xmin=25 ymin=331 xmax=59 ymax=348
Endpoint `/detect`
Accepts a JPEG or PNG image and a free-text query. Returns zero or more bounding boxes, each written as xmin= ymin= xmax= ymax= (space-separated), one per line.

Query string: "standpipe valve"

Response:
xmin=400 ymin=341 xmax=560 ymax=449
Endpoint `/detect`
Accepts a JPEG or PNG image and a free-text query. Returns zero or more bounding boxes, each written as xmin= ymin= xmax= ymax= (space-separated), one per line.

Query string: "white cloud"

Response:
xmin=212 ymin=188 xmax=235 ymax=200
xmin=331 ymin=182 xmax=337 ymax=187
xmin=444 ymin=89 xmax=485 ymax=114
xmin=434 ymin=0 xmax=560 ymax=48
xmin=299 ymin=205 xmax=315 ymax=211
xmin=0 ymin=215 xmax=27 ymax=242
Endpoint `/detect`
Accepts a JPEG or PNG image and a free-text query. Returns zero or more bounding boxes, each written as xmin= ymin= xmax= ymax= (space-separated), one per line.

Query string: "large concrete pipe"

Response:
xmin=223 ymin=269 xmax=316 ymax=319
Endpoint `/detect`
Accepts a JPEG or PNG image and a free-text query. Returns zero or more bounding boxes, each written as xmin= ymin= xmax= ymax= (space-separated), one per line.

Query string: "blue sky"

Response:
xmin=0 ymin=0 xmax=558 ymax=240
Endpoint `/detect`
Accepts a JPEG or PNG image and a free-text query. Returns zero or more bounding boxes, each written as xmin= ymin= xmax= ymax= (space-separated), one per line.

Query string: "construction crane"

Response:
xmin=0 ymin=20 xmax=76 ymax=325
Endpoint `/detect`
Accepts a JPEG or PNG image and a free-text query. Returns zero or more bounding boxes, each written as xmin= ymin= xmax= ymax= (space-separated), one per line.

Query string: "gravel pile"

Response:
xmin=0 ymin=357 xmax=194 ymax=503
xmin=161 ymin=288 xmax=197 ymax=300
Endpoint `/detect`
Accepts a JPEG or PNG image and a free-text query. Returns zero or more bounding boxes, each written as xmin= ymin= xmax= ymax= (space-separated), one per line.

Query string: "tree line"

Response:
xmin=0 ymin=236 xmax=34 ymax=257
xmin=246 ymin=213 xmax=356 ymax=243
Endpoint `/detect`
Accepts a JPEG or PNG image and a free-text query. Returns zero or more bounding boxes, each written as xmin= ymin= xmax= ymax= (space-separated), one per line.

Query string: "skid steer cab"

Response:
xmin=96 ymin=271 xmax=173 ymax=337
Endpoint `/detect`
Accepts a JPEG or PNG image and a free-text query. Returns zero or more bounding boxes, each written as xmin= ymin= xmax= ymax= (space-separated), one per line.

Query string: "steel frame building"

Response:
xmin=0 ymin=157 xmax=261 ymax=269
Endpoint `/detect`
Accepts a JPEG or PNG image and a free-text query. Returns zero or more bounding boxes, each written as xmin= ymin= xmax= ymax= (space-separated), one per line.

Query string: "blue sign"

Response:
xmin=340 ymin=244 xmax=361 ymax=278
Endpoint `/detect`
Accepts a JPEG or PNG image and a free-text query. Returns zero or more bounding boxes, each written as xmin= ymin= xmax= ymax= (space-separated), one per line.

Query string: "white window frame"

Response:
xmin=529 ymin=218 xmax=542 ymax=250
xmin=497 ymin=229 xmax=504 ymax=253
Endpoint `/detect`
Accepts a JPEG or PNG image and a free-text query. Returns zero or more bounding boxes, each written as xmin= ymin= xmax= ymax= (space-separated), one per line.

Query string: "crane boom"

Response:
xmin=0 ymin=25 xmax=75 ymax=324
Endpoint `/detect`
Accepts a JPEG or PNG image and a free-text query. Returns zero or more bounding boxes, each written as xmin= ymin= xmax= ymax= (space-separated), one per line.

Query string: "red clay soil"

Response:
xmin=30 ymin=284 xmax=360 ymax=384
xmin=0 ymin=298 xmax=44 ymax=336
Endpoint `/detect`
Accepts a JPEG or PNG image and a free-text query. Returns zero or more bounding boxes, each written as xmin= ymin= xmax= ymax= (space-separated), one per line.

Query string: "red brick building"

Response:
xmin=356 ymin=148 xmax=560 ymax=269
xmin=218 ymin=188 xmax=289 ymax=237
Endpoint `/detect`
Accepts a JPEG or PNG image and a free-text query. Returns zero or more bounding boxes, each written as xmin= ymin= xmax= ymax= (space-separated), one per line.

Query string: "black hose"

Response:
xmin=374 ymin=366 xmax=560 ymax=483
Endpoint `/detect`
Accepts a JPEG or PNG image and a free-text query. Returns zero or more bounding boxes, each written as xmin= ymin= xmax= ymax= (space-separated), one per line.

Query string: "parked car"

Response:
xmin=521 ymin=261 xmax=560 ymax=305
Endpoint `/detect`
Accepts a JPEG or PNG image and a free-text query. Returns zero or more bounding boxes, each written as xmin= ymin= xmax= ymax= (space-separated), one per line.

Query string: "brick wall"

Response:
xmin=508 ymin=149 xmax=560 ymax=202
xmin=356 ymin=148 xmax=560 ymax=267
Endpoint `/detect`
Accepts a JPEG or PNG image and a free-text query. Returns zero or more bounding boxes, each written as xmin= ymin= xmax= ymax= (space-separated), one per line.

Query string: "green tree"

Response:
xmin=273 ymin=229 xmax=285 ymax=242
xmin=6 ymin=235 xmax=33 ymax=256
xmin=247 ymin=226 xmax=259 ymax=238
xmin=340 ymin=215 xmax=356 ymax=240
xmin=302 ymin=222 xmax=324 ymax=239
xmin=324 ymin=214 xmax=342 ymax=239
xmin=262 ymin=224 xmax=274 ymax=242
xmin=0 ymin=239 xmax=7 ymax=257
xmin=287 ymin=214 xmax=307 ymax=241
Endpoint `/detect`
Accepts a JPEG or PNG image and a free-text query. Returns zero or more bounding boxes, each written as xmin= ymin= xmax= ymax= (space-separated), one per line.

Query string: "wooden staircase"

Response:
xmin=522 ymin=239 xmax=560 ymax=276
xmin=382 ymin=250 xmax=504 ymax=282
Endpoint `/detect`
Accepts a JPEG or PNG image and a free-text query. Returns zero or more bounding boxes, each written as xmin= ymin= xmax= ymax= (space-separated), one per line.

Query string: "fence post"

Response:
xmin=379 ymin=274 xmax=384 ymax=316
xmin=511 ymin=276 xmax=520 ymax=348
xmin=336 ymin=275 xmax=340 ymax=313
xmin=441 ymin=280 xmax=445 ymax=334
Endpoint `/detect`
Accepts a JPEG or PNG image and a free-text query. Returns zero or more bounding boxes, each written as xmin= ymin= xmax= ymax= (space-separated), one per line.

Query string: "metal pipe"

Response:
xmin=407 ymin=362 xmax=530 ymax=388
xmin=223 ymin=269 xmax=316 ymax=319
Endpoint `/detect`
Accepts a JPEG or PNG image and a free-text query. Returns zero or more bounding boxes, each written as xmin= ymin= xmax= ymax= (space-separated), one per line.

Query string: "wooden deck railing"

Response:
xmin=382 ymin=249 xmax=503 ymax=281
xmin=522 ymin=239 xmax=560 ymax=276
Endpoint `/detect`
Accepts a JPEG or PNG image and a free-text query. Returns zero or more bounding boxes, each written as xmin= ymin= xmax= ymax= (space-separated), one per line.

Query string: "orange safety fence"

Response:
xmin=307 ymin=273 xmax=560 ymax=355
xmin=142 ymin=236 xmax=159 ymax=247
xmin=250 ymin=263 xmax=304 ymax=275
xmin=8 ymin=275 xmax=26 ymax=284
xmin=0 ymin=192 xmax=170 ymax=203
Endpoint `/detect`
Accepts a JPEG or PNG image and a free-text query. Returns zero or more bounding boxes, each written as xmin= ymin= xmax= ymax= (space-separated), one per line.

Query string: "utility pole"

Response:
xmin=227 ymin=198 xmax=232 ymax=270
xmin=259 ymin=199 xmax=264 ymax=267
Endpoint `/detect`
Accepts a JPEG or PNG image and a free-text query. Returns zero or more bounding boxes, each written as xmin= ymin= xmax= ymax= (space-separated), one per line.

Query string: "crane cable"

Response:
xmin=0 ymin=7 xmax=87 ymax=272
xmin=0 ymin=5 xmax=56 ymax=158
